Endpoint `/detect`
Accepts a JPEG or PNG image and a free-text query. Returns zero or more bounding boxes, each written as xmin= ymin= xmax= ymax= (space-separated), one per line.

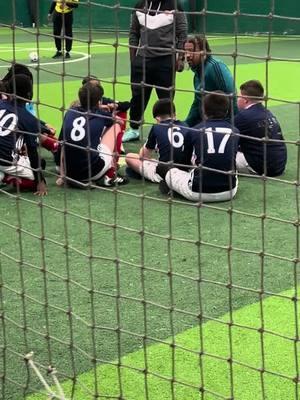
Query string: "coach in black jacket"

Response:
xmin=123 ymin=0 xmax=188 ymax=142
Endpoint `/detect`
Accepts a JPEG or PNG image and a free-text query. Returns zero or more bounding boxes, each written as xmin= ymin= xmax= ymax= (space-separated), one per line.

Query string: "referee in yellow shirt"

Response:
xmin=48 ymin=0 xmax=79 ymax=59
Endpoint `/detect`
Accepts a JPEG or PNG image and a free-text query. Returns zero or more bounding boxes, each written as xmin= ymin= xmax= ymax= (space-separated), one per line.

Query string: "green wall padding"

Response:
xmin=1 ymin=0 xmax=300 ymax=34
xmin=0 ymin=0 xmax=32 ymax=26
xmin=194 ymin=0 xmax=300 ymax=34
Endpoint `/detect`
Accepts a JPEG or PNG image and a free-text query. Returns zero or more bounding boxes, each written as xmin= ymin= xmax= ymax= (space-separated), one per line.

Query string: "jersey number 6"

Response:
xmin=167 ymin=126 xmax=184 ymax=148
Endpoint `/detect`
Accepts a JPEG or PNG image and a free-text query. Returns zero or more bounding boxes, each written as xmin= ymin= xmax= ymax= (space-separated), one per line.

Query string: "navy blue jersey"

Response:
xmin=61 ymin=107 xmax=113 ymax=181
xmin=234 ymin=103 xmax=287 ymax=176
xmin=191 ymin=120 xmax=239 ymax=193
xmin=145 ymin=120 xmax=193 ymax=167
xmin=0 ymin=100 xmax=41 ymax=176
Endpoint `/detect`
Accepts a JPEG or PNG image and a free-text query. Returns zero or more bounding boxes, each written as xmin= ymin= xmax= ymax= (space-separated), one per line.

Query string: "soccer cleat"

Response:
xmin=122 ymin=128 xmax=140 ymax=143
xmin=65 ymin=52 xmax=71 ymax=59
xmin=52 ymin=51 xmax=62 ymax=59
xmin=103 ymin=174 xmax=129 ymax=187
xmin=159 ymin=180 xmax=171 ymax=196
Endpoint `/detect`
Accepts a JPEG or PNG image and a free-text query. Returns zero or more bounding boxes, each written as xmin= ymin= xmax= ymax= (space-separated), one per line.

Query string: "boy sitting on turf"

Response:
xmin=157 ymin=92 xmax=239 ymax=202
xmin=2 ymin=63 xmax=59 ymax=154
xmin=125 ymin=98 xmax=193 ymax=183
xmin=67 ymin=75 xmax=129 ymax=185
xmin=57 ymin=82 xmax=123 ymax=187
xmin=0 ymin=74 xmax=47 ymax=195
xmin=234 ymin=80 xmax=287 ymax=176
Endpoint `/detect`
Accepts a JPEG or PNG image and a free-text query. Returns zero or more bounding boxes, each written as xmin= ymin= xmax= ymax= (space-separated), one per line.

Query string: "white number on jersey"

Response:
xmin=167 ymin=126 xmax=184 ymax=149
xmin=205 ymin=127 xmax=232 ymax=154
xmin=0 ymin=109 xmax=18 ymax=137
xmin=70 ymin=116 xmax=86 ymax=141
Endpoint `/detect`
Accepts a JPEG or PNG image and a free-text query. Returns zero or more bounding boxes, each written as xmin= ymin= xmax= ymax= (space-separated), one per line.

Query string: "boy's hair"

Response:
xmin=82 ymin=75 xmax=100 ymax=86
xmin=152 ymin=98 xmax=176 ymax=119
xmin=7 ymin=74 xmax=33 ymax=102
xmin=2 ymin=63 xmax=33 ymax=83
xmin=240 ymin=80 xmax=264 ymax=99
xmin=79 ymin=82 xmax=104 ymax=110
xmin=185 ymin=35 xmax=211 ymax=53
xmin=204 ymin=91 xmax=230 ymax=119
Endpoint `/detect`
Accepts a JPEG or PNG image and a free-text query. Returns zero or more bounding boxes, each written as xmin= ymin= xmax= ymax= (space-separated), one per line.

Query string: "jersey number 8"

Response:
xmin=70 ymin=116 xmax=86 ymax=141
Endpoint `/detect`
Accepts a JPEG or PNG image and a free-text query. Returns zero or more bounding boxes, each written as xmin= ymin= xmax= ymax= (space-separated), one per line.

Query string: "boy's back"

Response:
xmin=0 ymin=99 xmax=38 ymax=166
xmin=145 ymin=119 xmax=193 ymax=167
xmin=61 ymin=107 xmax=112 ymax=180
xmin=191 ymin=119 xmax=239 ymax=193
xmin=235 ymin=103 xmax=287 ymax=176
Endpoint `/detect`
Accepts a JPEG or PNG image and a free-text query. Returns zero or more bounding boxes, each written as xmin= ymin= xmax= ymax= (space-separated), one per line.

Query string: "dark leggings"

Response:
xmin=129 ymin=55 xmax=175 ymax=129
xmin=52 ymin=11 xmax=73 ymax=53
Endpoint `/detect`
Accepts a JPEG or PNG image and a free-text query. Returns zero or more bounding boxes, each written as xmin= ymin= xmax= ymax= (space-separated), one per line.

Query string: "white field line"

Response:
xmin=0 ymin=49 xmax=91 ymax=68
xmin=0 ymin=43 xmax=128 ymax=50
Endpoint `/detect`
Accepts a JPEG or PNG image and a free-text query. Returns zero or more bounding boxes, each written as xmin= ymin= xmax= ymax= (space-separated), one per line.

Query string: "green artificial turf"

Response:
xmin=27 ymin=288 xmax=300 ymax=399
xmin=0 ymin=30 xmax=300 ymax=399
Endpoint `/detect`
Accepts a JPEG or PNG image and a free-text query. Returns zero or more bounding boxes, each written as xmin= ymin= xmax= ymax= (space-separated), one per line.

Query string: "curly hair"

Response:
xmin=185 ymin=35 xmax=211 ymax=53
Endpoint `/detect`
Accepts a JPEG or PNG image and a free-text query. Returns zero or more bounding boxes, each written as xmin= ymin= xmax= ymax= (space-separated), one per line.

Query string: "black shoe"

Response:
xmin=41 ymin=158 xmax=46 ymax=170
xmin=159 ymin=180 xmax=171 ymax=196
xmin=52 ymin=51 xmax=62 ymax=59
xmin=65 ymin=52 xmax=70 ymax=59
xmin=125 ymin=167 xmax=142 ymax=180
xmin=102 ymin=174 xmax=129 ymax=187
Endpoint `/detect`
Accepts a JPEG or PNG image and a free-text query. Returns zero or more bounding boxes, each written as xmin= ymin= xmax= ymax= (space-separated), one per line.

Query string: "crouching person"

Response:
xmin=158 ymin=92 xmax=239 ymax=202
xmin=57 ymin=82 xmax=122 ymax=187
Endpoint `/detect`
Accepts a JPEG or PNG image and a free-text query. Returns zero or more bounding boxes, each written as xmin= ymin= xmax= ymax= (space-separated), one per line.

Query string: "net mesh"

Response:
xmin=0 ymin=1 xmax=299 ymax=399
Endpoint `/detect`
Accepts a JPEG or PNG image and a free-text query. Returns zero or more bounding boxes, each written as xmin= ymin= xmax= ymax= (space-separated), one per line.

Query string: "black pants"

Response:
xmin=27 ymin=0 xmax=38 ymax=25
xmin=52 ymin=11 xmax=73 ymax=53
xmin=130 ymin=55 xmax=175 ymax=129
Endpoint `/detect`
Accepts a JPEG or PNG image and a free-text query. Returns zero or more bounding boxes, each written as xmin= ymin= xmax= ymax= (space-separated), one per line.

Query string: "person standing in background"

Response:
xmin=48 ymin=0 xmax=79 ymax=59
xmin=27 ymin=0 xmax=38 ymax=27
xmin=123 ymin=0 xmax=188 ymax=143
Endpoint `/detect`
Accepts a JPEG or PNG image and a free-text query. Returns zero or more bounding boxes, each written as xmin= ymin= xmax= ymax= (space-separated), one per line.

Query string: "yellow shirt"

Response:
xmin=55 ymin=0 xmax=79 ymax=14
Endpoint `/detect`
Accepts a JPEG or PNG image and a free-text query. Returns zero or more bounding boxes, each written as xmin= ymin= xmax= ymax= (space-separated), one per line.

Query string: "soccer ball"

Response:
xmin=29 ymin=52 xmax=38 ymax=62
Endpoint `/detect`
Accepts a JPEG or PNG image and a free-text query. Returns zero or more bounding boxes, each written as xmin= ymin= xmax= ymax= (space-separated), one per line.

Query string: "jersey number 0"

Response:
xmin=0 ymin=110 xmax=18 ymax=137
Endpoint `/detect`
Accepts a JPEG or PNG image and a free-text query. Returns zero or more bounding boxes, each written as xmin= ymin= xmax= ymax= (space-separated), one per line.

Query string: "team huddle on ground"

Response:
xmin=0 ymin=0 xmax=288 ymax=202
xmin=0 ymin=63 xmax=287 ymax=201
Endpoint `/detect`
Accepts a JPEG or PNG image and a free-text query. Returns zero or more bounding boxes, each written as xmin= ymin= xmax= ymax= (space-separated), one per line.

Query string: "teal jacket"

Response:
xmin=185 ymin=55 xmax=237 ymax=127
